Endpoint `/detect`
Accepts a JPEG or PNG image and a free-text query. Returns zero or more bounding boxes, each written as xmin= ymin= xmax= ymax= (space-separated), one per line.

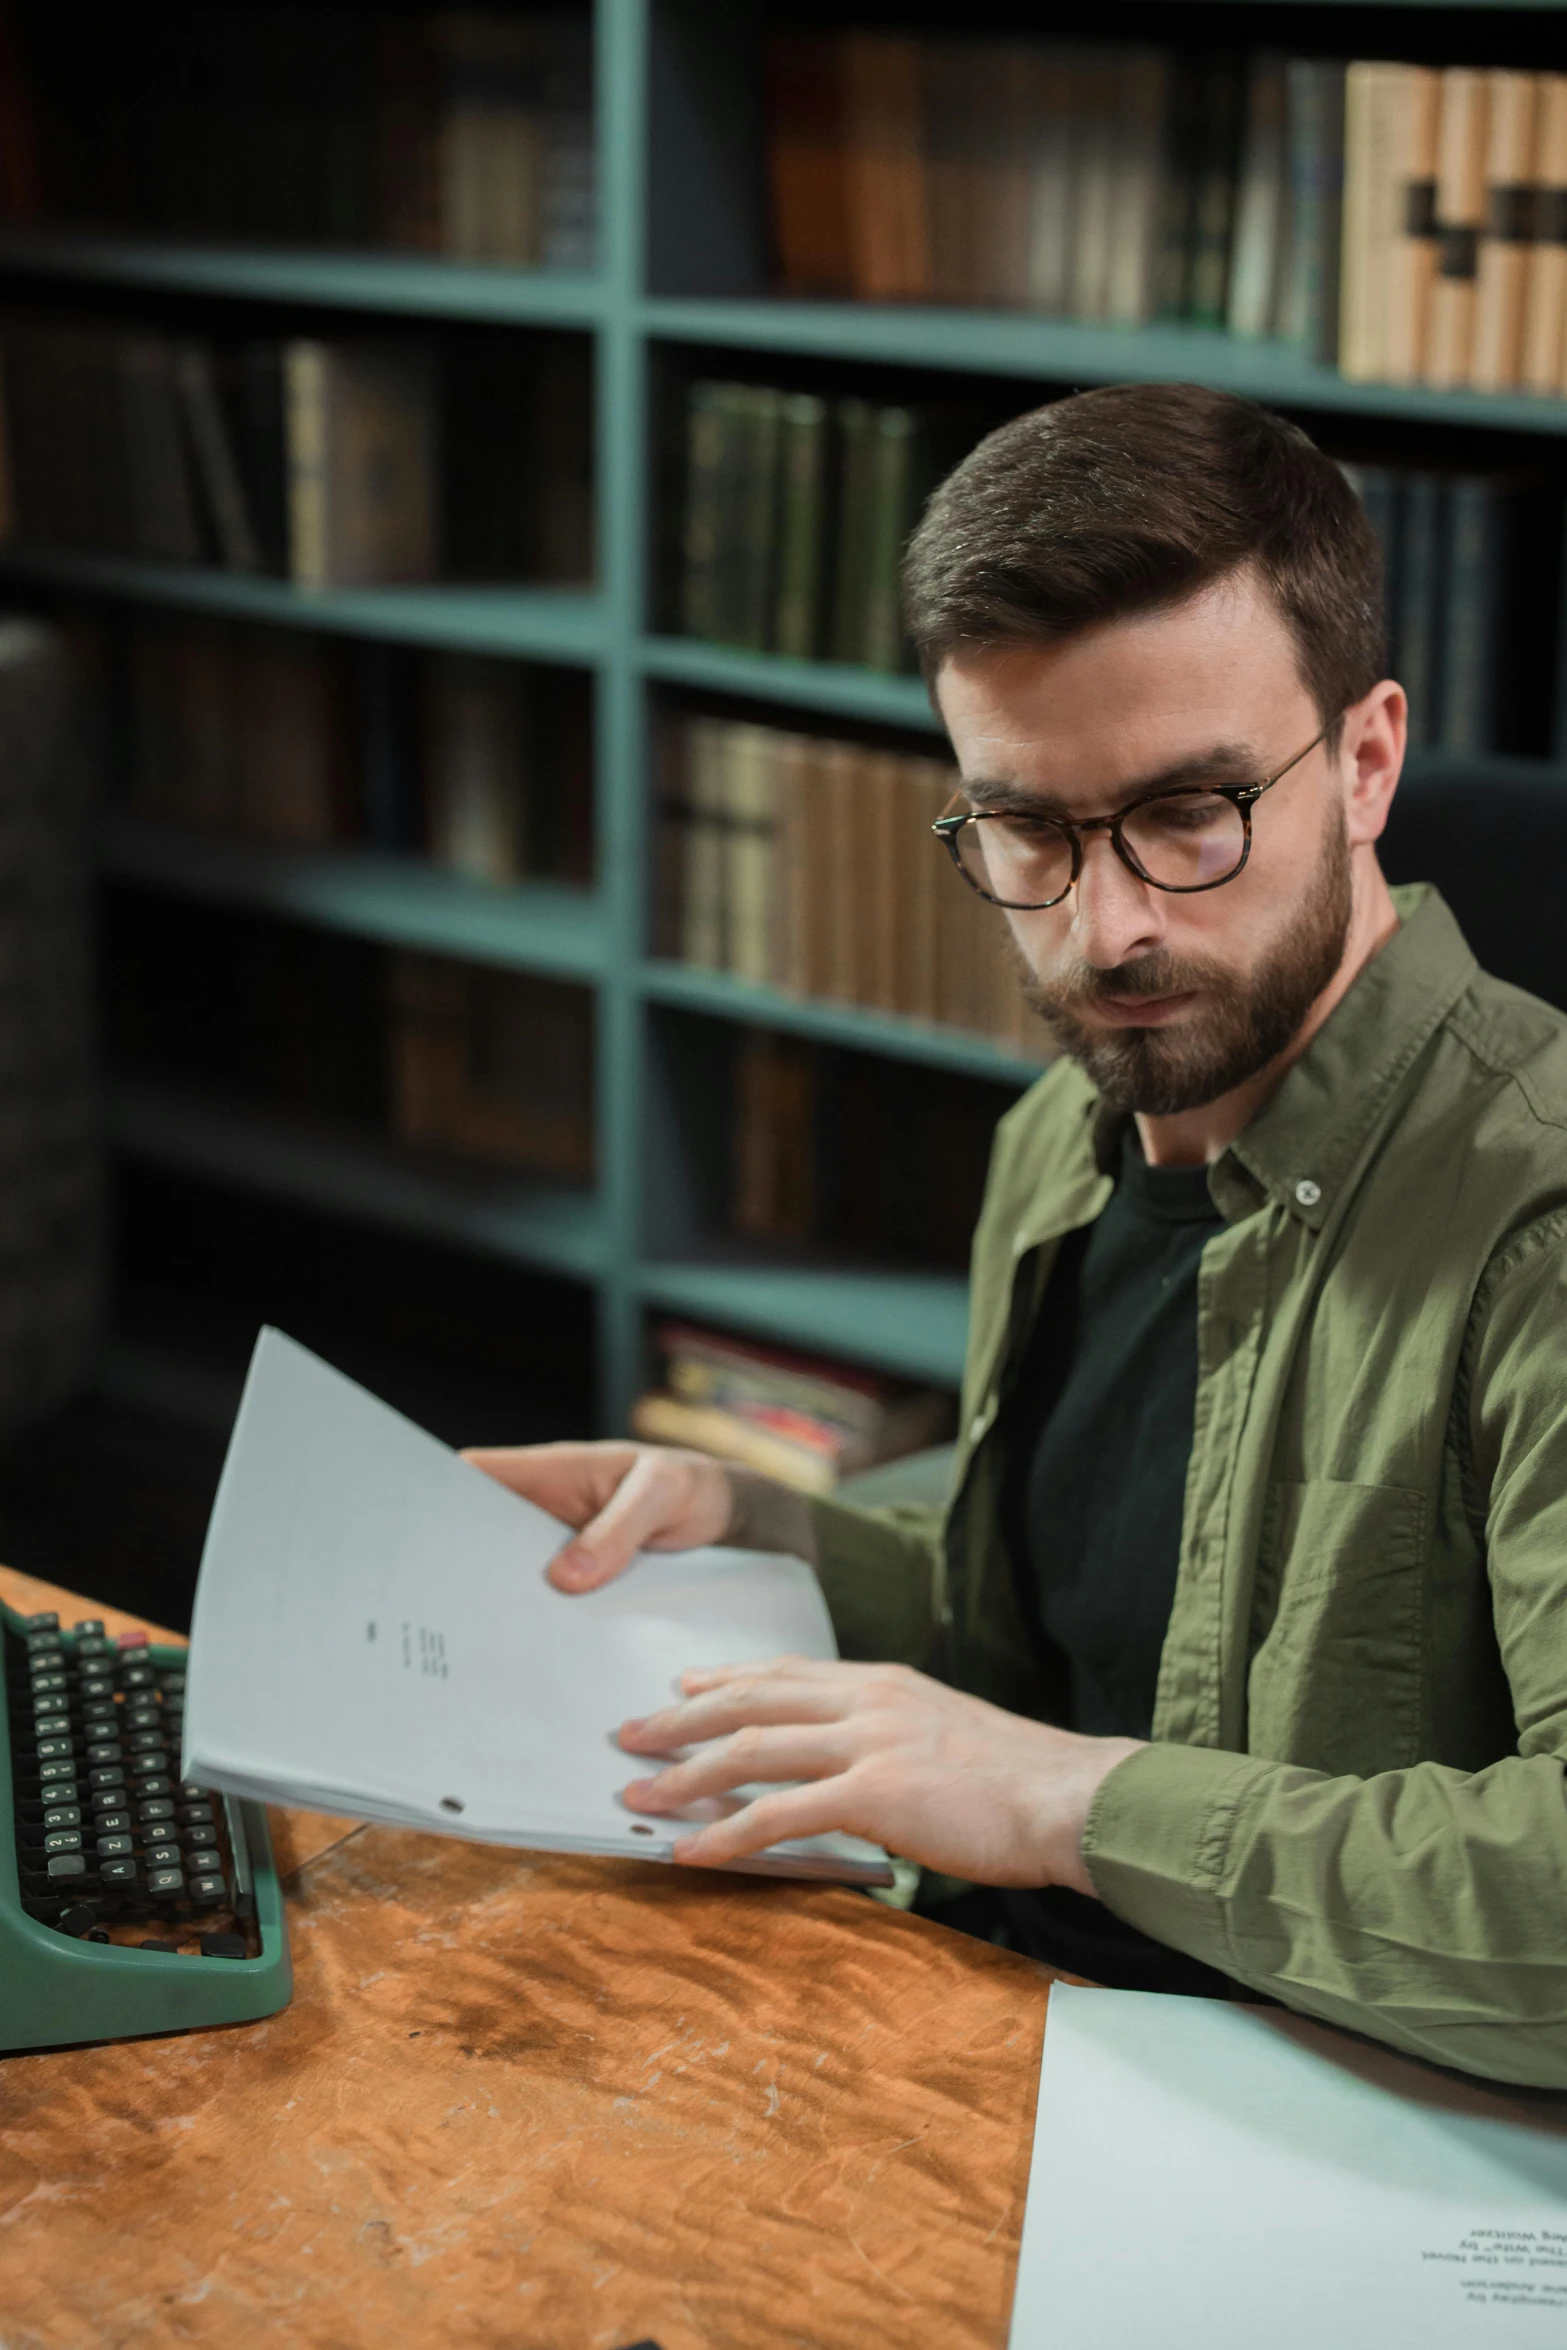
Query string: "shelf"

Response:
xmin=0 ymin=232 xmax=604 ymax=326
xmin=0 ymin=547 xmax=605 ymax=660
xmin=641 ymin=960 xmax=1046 ymax=1083
xmin=637 ymin=1260 xmax=971 ymax=1388
xmin=108 ymin=1081 xmax=606 ymax=1283
xmin=639 ymin=636 xmax=940 ymax=732
xmin=99 ymin=815 xmax=607 ymax=981
xmin=642 ymin=299 xmax=1567 ymax=438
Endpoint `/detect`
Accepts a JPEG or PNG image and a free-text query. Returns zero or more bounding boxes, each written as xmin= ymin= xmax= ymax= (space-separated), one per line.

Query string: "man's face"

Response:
xmin=934 ymin=571 xmax=1370 ymax=1116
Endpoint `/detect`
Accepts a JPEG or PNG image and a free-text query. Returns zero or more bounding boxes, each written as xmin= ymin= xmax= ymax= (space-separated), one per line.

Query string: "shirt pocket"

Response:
xmin=1247 ymin=1479 xmax=1429 ymax=1775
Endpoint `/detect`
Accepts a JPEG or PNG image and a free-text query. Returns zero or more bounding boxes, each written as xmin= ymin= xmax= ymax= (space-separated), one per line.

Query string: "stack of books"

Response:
xmin=119 ymin=616 xmax=596 ymax=880
xmin=656 ymin=711 xmax=1043 ymax=1059
xmin=1343 ymin=462 xmax=1551 ymax=754
xmin=766 ymin=34 xmax=1346 ymax=357
xmin=0 ymin=319 xmax=594 ymax=587
xmin=1341 ymin=67 xmax=1567 ymax=395
xmin=676 ymin=379 xmax=963 ymax=671
xmin=9 ymin=7 xmax=595 ymax=270
xmin=631 ymin=1321 xmax=953 ymax=1494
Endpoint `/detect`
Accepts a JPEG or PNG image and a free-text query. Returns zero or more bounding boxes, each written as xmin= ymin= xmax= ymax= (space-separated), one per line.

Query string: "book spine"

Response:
xmin=765 ymin=34 xmax=853 ymax=295
xmin=1024 ymin=49 xmax=1078 ymax=314
xmin=1104 ymin=50 xmax=1170 ymax=327
xmin=1436 ymin=477 xmax=1502 ymax=755
xmin=1338 ymin=62 xmax=1405 ymax=381
xmin=1425 ymin=68 xmax=1489 ymax=389
xmin=732 ymin=385 xmax=784 ymax=654
xmin=1472 ymin=70 xmax=1540 ymax=392
xmin=1185 ymin=53 xmax=1243 ymax=330
xmin=841 ymin=33 xmax=930 ymax=300
xmin=862 ymin=405 xmax=917 ymax=674
xmin=1395 ymin=472 xmax=1443 ymax=751
xmin=679 ymin=380 xmax=727 ymax=643
xmin=1279 ymin=59 xmax=1346 ymax=360
xmin=724 ymin=723 xmax=778 ymax=987
xmin=680 ymin=715 xmax=729 ymax=970
xmin=1067 ymin=50 xmax=1119 ymax=321
xmin=772 ymin=393 xmax=829 ymax=660
xmin=1384 ymin=68 xmax=1442 ymax=386
xmin=1522 ymin=77 xmax=1567 ymax=396
xmin=829 ymin=397 xmax=876 ymax=666
xmin=821 ymin=741 xmax=861 ymax=1002
xmin=174 ymin=341 xmax=262 ymax=572
xmin=283 ymin=340 xmax=330 ymax=590
xmin=1228 ymin=54 xmax=1289 ymax=340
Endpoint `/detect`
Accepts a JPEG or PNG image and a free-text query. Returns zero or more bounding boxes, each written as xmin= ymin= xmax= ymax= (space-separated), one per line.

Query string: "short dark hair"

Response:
xmin=903 ymin=383 xmax=1384 ymax=731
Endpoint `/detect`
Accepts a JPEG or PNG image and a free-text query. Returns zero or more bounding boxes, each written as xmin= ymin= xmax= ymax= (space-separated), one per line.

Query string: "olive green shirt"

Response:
xmin=812 ymin=887 xmax=1567 ymax=2088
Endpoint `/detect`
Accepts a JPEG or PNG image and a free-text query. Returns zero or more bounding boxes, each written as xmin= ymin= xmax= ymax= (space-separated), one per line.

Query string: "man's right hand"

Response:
xmin=462 ymin=1441 xmax=739 ymax=1590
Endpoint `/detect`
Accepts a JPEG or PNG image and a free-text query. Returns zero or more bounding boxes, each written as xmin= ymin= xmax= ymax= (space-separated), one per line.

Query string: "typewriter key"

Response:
xmin=44 ymin=1830 xmax=84 ymax=1854
xmin=43 ymin=1804 xmax=82 ymax=1829
xmin=100 ymin=1857 xmax=139 ymax=1888
xmin=46 ymin=1852 xmax=88 ymax=1879
xmin=146 ymin=1867 xmax=184 ymax=1896
xmin=96 ymin=1833 xmax=134 ymax=1859
xmin=189 ymin=1874 xmax=227 ymax=1906
xmin=144 ymin=1842 xmax=181 ymax=1870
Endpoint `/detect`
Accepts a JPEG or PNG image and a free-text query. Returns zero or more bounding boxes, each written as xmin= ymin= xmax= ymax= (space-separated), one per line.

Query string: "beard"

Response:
xmin=1022 ymin=809 xmax=1353 ymax=1116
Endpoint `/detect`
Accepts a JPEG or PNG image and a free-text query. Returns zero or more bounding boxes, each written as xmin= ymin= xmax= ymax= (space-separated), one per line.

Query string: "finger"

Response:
xmin=619 ymin=1673 xmax=852 ymax=1752
xmin=677 ymin=1653 xmax=836 ymax=1695
xmin=463 ymin=1442 xmax=637 ymax=1524
xmin=548 ymin=1451 xmax=700 ymax=1591
xmin=622 ymin=1727 xmax=844 ymax=1812
xmin=670 ymin=1782 xmax=858 ymax=1870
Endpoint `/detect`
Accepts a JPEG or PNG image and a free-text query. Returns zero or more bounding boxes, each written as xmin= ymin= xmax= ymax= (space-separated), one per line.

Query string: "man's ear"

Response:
xmin=1341 ymin=680 xmax=1406 ymax=850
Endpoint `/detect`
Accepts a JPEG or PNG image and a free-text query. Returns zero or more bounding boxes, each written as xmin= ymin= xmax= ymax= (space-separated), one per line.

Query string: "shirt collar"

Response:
xmin=1083 ymin=886 xmax=1476 ymax=1230
xmin=1224 ymin=884 xmax=1476 ymax=1229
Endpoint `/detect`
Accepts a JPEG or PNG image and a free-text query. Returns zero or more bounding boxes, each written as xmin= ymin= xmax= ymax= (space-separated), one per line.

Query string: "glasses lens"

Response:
xmin=1119 ymin=792 xmax=1248 ymax=889
xmin=952 ymin=813 xmax=1074 ymax=905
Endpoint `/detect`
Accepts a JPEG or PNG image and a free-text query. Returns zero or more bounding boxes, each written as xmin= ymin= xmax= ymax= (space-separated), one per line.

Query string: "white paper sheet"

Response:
xmin=1011 ymin=1985 xmax=1567 ymax=2347
xmin=182 ymin=1327 xmax=891 ymax=1884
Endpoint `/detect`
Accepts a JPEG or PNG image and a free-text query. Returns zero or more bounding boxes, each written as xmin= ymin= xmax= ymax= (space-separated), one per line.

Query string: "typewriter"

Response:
xmin=3 ymin=1598 xmax=291 ymax=2052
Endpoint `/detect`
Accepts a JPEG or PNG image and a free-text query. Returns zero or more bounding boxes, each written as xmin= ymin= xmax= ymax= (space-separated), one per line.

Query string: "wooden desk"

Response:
xmin=0 ymin=1566 xmax=1054 ymax=2349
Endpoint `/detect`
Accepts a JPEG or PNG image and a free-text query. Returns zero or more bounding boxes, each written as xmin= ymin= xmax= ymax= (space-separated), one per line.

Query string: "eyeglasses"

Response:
xmin=931 ymin=724 xmax=1333 ymax=911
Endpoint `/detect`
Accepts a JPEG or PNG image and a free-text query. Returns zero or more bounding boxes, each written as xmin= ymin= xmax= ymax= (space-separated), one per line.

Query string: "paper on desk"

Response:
xmin=183 ymin=1327 xmax=891 ymax=1885
xmin=1011 ymin=1984 xmax=1567 ymax=2348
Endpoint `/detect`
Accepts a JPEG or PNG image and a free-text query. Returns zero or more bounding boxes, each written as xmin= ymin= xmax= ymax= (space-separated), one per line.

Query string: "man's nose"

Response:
xmin=1067 ymin=830 xmax=1166 ymax=967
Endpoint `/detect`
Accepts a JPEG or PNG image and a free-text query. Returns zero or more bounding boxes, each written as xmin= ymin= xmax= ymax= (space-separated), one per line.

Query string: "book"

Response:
xmin=765 ymin=34 xmax=852 ymax=296
xmin=1472 ymin=71 xmax=1540 ymax=392
xmin=1426 ymin=68 xmax=1490 ymax=389
xmin=1394 ymin=472 xmax=1444 ymax=751
xmin=1278 ymin=59 xmax=1346 ymax=361
xmin=840 ymin=33 xmax=928 ymax=301
xmin=184 ymin=1326 xmax=891 ymax=1885
xmin=282 ymin=339 xmax=439 ymax=590
xmin=1437 ymin=476 xmax=1506 ymax=755
xmin=731 ymin=1028 xmax=816 ymax=1245
xmin=1385 ymin=67 xmax=1443 ymax=385
xmin=1227 ymin=55 xmax=1290 ymax=339
xmin=1339 ymin=62 xmax=1412 ymax=380
xmin=422 ymin=652 xmax=529 ymax=885
xmin=1523 ymin=76 xmax=1567 ymax=397
xmin=772 ymin=392 xmax=830 ymax=661
xmin=1009 ymin=1985 xmax=1567 ymax=2350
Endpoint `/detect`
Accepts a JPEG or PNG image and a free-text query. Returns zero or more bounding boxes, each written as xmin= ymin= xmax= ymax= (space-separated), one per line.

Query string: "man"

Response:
xmin=470 ymin=384 xmax=1567 ymax=2089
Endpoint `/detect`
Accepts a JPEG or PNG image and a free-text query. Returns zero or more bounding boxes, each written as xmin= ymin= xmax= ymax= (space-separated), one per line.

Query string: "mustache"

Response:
xmin=1028 ymin=951 xmax=1230 ymax=1014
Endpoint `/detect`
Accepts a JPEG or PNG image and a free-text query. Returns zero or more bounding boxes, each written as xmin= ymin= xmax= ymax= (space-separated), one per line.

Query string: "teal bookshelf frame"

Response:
xmin=4 ymin=0 xmax=1567 ymax=1427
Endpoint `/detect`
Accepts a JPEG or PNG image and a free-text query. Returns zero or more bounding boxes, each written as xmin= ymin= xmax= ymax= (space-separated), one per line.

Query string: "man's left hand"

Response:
xmin=617 ymin=1658 xmax=1145 ymax=1890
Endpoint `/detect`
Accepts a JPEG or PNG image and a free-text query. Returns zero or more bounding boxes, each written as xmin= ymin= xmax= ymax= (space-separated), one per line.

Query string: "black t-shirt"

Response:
xmin=982 ymin=1127 xmax=1246 ymax=1996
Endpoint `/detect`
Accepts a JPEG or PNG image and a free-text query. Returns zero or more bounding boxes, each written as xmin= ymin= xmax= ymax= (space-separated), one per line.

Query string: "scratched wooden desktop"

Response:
xmin=0 ymin=1564 xmax=1056 ymax=2348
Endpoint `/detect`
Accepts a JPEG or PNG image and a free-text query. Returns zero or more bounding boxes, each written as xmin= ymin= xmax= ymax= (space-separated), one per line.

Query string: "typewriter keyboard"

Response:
xmin=7 ymin=1611 xmax=254 ymax=1951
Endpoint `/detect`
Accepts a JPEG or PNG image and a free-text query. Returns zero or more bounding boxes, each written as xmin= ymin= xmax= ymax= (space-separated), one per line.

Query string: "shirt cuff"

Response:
xmin=1081 ymin=1740 xmax=1276 ymax=1978
xmin=808 ymin=1495 xmax=943 ymax=1667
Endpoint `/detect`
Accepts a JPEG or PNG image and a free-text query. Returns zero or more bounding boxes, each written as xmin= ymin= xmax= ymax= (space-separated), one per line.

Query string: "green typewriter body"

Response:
xmin=2 ymin=1599 xmax=291 ymax=2053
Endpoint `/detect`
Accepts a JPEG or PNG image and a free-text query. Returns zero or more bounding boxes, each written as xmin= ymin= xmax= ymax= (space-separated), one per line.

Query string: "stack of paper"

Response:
xmin=182 ymin=1328 xmax=891 ymax=1886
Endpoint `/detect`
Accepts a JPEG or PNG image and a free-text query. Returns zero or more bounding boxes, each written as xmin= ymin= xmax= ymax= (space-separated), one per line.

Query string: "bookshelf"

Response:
xmin=3 ymin=0 xmax=1566 ymax=1437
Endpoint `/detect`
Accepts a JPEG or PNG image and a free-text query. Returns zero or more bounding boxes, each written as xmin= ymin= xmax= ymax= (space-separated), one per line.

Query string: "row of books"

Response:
xmin=767 ymin=35 xmax=1346 ymax=357
xmin=120 ymin=615 xmax=594 ymax=883
xmin=766 ymin=34 xmax=1567 ymax=393
xmin=655 ymin=714 xmax=1043 ymax=1059
xmin=677 ymin=378 xmax=951 ymax=671
xmin=724 ymin=1027 xmax=1005 ymax=1271
xmin=631 ymin=1321 xmax=952 ymax=1495
xmin=107 ymin=892 xmax=595 ymax=1185
xmin=1345 ymin=464 xmax=1546 ymax=756
xmin=7 ymin=6 xmax=596 ymax=270
xmin=0 ymin=317 xmax=593 ymax=586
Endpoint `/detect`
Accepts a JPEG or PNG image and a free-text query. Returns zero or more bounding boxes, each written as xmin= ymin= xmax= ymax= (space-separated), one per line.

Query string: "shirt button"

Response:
xmin=1295 ymin=1178 xmax=1322 ymax=1208
xmin=969 ymin=1411 xmax=988 ymax=1443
